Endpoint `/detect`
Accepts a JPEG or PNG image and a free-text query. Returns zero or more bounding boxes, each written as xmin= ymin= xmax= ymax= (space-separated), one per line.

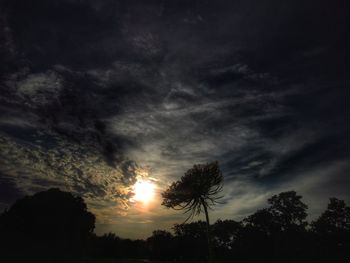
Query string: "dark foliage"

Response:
xmin=1 ymin=188 xmax=350 ymax=263
xmin=147 ymin=230 xmax=175 ymax=260
xmin=88 ymin=232 xmax=147 ymax=260
xmin=0 ymin=188 xmax=95 ymax=262
xmin=173 ymin=221 xmax=208 ymax=262
xmin=237 ymin=191 xmax=310 ymax=263
xmin=310 ymin=198 xmax=350 ymax=261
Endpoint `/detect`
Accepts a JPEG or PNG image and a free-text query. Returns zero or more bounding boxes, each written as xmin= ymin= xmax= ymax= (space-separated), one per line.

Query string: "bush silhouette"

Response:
xmin=0 ymin=188 xmax=95 ymax=262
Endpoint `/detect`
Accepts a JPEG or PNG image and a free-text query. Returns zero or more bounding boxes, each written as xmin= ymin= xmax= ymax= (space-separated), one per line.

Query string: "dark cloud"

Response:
xmin=0 ymin=0 xmax=349 ymax=237
xmin=3 ymin=0 xmax=124 ymax=69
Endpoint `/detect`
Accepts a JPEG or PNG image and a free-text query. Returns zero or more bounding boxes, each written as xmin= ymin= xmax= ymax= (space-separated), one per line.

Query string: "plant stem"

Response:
xmin=201 ymin=198 xmax=213 ymax=263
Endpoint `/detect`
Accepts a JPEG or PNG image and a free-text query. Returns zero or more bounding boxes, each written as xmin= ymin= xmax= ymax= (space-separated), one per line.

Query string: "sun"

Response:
xmin=132 ymin=179 xmax=156 ymax=204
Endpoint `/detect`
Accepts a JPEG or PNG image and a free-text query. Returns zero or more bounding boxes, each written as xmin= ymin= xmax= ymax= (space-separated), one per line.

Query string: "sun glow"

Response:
xmin=132 ymin=179 xmax=156 ymax=204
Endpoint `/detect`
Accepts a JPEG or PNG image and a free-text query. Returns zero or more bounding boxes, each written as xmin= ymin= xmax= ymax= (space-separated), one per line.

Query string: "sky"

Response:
xmin=0 ymin=0 xmax=349 ymax=239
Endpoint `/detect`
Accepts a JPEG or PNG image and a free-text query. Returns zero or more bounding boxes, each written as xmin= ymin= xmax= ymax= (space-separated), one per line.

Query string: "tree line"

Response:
xmin=146 ymin=192 xmax=350 ymax=262
xmin=0 ymin=188 xmax=349 ymax=262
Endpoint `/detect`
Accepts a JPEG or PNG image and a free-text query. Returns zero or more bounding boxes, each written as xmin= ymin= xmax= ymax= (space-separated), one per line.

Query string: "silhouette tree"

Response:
xmin=0 ymin=188 xmax=95 ymax=262
xmin=3 ymin=187 xmax=350 ymax=263
xmin=147 ymin=230 xmax=175 ymax=260
xmin=312 ymin=198 xmax=350 ymax=234
xmin=90 ymin=232 xmax=122 ymax=258
xmin=267 ymin=191 xmax=308 ymax=231
xmin=173 ymin=221 xmax=207 ymax=262
xmin=162 ymin=161 xmax=223 ymax=262
xmin=212 ymin=219 xmax=242 ymax=259
xmin=311 ymin=198 xmax=350 ymax=259
xmin=239 ymin=208 xmax=278 ymax=262
xmin=89 ymin=232 xmax=147 ymax=260
xmin=173 ymin=221 xmax=208 ymax=238
xmin=239 ymin=191 xmax=309 ymax=262
xmin=243 ymin=208 xmax=279 ymax=235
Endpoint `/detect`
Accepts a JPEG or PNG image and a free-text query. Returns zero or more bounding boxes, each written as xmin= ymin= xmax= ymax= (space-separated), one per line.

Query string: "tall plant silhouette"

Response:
xmin=162 ymin=161 xmax=223 ymax=262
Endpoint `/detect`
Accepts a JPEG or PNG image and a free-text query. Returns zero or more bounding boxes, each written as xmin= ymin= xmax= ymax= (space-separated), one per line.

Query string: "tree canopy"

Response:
xmin=162 ymin=161 xmax=223 ymax=220
xmin=0 ymin=188 xmax=95 ymax=262
xmin=312 ymin=197 xmax=350 ymax=234
xmin=267 ymin=191 xmax=308 ymax=230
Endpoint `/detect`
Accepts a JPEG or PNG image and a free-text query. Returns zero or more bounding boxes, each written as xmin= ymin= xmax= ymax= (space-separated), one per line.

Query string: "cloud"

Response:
xmin=0 ymin=132 xmax=143 ymax=219
xmin=16 ymin=71 xmax=63 ymax=106
xmin=0 ymin=0 xmax=349 ymax=238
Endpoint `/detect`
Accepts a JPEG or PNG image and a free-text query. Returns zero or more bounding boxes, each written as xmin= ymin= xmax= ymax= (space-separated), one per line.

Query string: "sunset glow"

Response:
xmin=132 ymin=180 xmax=156 ymax=204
